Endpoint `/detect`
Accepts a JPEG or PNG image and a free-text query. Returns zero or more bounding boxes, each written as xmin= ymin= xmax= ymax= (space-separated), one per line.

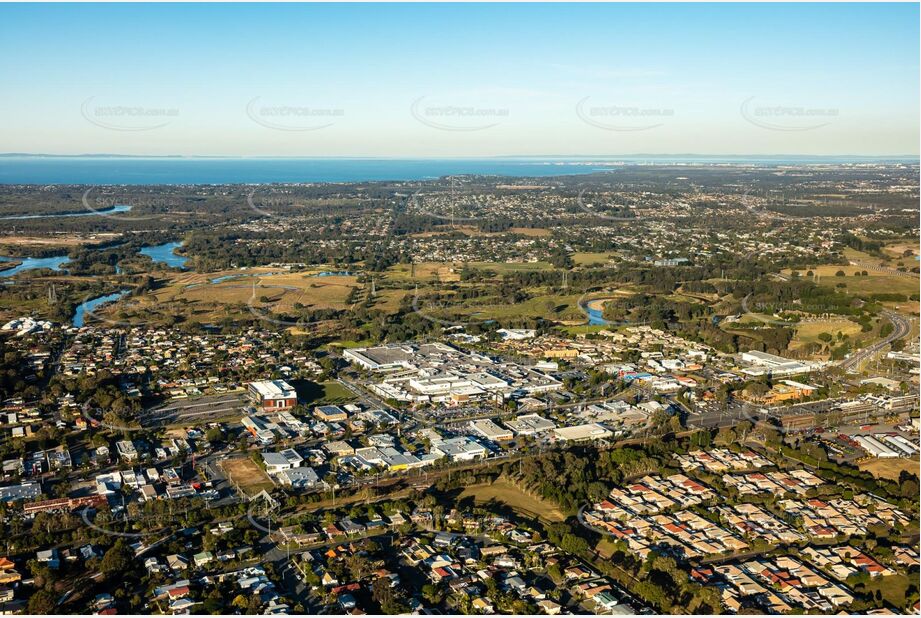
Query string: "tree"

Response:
xmin=100 ymin=539 xmax=134 ymax=574
xmin=231 ymin=595 xmax=249 ymax=610
xmin=420 ymin=583 xmax=436 ymax=603
xmin=560 ymin=533 xmax=589 ymax=556
xmin=373 ymin=576 xmax=405 ymax=613
xmin=347 ymin=553 xmax=372 ymax=581
xmin=28 ymin=590 xmax=57 ymax=614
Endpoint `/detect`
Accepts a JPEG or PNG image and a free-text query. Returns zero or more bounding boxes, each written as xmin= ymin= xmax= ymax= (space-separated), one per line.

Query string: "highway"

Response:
xmin=848 ymin=260 xmax=918 ymax=279
xmin=838 ymin=310 xmax=912 ymax=372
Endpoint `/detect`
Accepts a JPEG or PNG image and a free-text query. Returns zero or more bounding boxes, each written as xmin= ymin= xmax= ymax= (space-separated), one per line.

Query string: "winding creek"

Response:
xmin=580 ymin=297 xmax=613 ymax=326
xmin=72 ymin=290 xmax=130 ymax=327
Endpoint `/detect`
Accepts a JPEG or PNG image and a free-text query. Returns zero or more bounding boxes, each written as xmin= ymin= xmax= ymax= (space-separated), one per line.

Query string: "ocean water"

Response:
xmin=0 ymin=156 xmax=905 ymax=185
xmin=0 ymin=157 xmax=613 ymax=184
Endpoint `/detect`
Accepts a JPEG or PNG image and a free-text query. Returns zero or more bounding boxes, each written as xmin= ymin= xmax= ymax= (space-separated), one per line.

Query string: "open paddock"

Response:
xmin=858 ymin=457 xmax=919 ymax=481
xmin=459 ymin=479 xmax=566 ymax=522
xmin=221 ymin=457 xmax=274 ymax=498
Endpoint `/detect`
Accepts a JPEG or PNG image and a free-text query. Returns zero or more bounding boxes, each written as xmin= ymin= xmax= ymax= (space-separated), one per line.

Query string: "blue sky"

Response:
xmin=0 ymin=3 xmax=917 ymax=156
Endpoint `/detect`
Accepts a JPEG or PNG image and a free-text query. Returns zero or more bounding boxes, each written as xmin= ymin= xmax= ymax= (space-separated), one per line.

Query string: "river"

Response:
xmin=0 ymin=255 xmax=69 ymax=277
xmin=139 ymin=242 xmax=189 ymax=269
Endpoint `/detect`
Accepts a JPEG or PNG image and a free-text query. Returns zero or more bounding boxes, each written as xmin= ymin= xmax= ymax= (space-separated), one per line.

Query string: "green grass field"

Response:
xmin=784 ymin=265 xmax=919 ymax=296
xmin=423 ymin=290 xmax=585 ymax=322
xmin=572 ymin=252 xmax=617 ymax=266
xmin=291 ymin=379 xmax=357 ymax=406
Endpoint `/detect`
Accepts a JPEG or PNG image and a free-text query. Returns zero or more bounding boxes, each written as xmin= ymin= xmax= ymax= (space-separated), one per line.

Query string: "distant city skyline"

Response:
xmin=0 ymin=3 xmax=918 ymax=157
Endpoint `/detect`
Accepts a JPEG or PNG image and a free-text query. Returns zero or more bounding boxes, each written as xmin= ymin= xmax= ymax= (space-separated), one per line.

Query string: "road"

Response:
xmin=839 ymin=310 xmax=911 ymax=372
xmin=848 ymin=260 xmax=918 ymax=279
xmin=685 ymin=395 xmax=904 ymax=432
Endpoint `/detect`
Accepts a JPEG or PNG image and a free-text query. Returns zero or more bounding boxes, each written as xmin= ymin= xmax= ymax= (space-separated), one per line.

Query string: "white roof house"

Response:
xmin=263 ymin=452 xmax=295 ymax=474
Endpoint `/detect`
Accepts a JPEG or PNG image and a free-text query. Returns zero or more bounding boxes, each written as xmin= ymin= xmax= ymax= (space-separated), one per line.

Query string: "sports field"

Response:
xmin=572 ymin=252 xmax=617 ymax=266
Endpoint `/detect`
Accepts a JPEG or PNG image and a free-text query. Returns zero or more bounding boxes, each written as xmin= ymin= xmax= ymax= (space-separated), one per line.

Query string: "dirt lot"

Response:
xmin=858 ymin=457 xmax=920 ymax=481
xmin=222 ymin=457 xmax=274 ymax=497
xmin=386 ymin=262 xmax=461 ymax=283
xmin=509 ymin=227 xmax=552 ymax=237
xmin=882 ymin=241 xmax=918 ymax=260
xmin=459 ymin=478 xmax=566 ymax=522
xmin=0 ymin=234 xmax=120 ymax=248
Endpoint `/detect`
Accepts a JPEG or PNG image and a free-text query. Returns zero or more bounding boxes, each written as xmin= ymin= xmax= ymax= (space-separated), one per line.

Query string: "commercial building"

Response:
xmin=276 ymin=467 xmax=321 ymax=489
xmin=314 ymin=405 xmax=348 ymax=422
xmin=470 ymin=419 xmax=514 ymax=442
xmin=345 ymin=342 xmax=561 ymax=403
xmin=354 ymin=446 xmax=425 ymax=471
xmin=504 ymin=414 xmax=556 ymax=436
xmin=242 ymin=415 xmax=277 ymax=445
xmin=247 ymin=380 xmax=297 ymax=411
xmin=553 ymin=423 xmax=613 ymax=443
xmin=263 ymin=450 xmax=304 ymax=474
xmin=745 ymin=380 xmax=818 ymax=405
xmin=431 ymin=437 xmax=488 ymax=462
xmin=342 ymin=344 xmax=422 ymax=371
xmin=740 ymin=351 xmax=822 ymax=377
xmin=0 ymin=482 xmax=41 ymax=503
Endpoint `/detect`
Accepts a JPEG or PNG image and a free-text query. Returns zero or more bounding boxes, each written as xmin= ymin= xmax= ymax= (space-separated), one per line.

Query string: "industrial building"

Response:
xmin=740 ymin=350 xmax=823 ymax=377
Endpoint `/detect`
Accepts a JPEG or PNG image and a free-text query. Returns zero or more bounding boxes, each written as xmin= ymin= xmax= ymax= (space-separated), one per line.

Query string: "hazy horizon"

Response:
xmin=1 ymin=3 xmax=918 ymax=157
